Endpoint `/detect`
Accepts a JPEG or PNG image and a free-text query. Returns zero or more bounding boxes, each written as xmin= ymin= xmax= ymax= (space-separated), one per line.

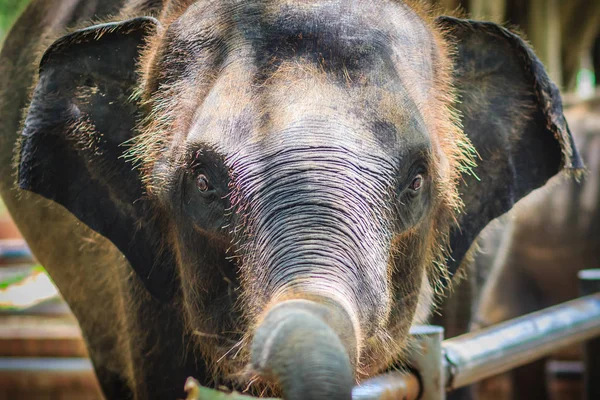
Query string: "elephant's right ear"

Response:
xmin=18 ymin=17 xmax=177 ymax=302
xmin=436 ymin=17 xmax=584 ymax=277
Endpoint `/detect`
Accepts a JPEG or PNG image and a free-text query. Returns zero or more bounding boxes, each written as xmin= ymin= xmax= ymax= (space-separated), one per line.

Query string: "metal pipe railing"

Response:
xmin=184 ymin=372 xmax=421 ymax=400
xmin=0 ymin=357 xmax=99 ymax=391
xmin=0 ymin=239 xmax=33 ymax=264
xmin=187 ymin=290 xmax=600 ymax=400
xmin=351 ymin=371 xmax=420 ymax=400
xmin=443 ymin=292 xmax=600 ymax=391
xmin=0 ymin=315 xmax=87 ymax=357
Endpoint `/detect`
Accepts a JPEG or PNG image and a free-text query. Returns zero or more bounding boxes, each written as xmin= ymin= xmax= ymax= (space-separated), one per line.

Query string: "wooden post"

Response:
xmin=439 ymin=0 xmax=463 ymax=12
xmin=469 ymin=0 xmax=505 ymax=23
xmin=559 ymin=0 xmax=600 ymax=89
xmin=528 ymin=0 xmax=563 ymax=87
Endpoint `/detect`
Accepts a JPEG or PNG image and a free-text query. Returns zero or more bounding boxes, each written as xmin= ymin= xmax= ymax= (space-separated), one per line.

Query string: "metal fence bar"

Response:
xmin=579 ymin=269 xmax=600 ymax=400
xmin=406 ymin=326 xmax=444 ymax=400
xmin=0 ymin=239 xmax=34 ymax=264
xmin=442 ymin=293 xmax=600 ymax=391
xmin=191 ymin=289 xmax=600 ymax=400
xmin=352 ymin=370 xmax=420 ymax=400
xmin=0 ymin=357 xmax=99 ymax=391
xmin=0 ymin=315 xmax=87 ymax=357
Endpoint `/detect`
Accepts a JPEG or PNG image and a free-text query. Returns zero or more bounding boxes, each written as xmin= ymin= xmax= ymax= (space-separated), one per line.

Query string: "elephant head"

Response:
xmin=18 ymin=1 xmax=581 ymax=399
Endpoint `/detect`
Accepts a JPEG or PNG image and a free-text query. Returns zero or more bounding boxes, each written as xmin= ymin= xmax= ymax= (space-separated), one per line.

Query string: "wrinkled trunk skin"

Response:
xmin=231 ymin=142 xmax=393 ymax=330
xmin=228 ymin=142 xmax=399 ymax=394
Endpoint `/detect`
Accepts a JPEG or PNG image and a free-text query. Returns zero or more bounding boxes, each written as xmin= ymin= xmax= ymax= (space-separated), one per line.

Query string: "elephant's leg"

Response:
xmin=93 ymin=363 xmax=132 ymax=400
xmin=432 ymin=258 xmax=477 ymax=400
xmin=472 ymin=222 xmax=547 ymax=400
xmin=431 ymin=270 xmax=474 ymax=339
xmin=513 ymin=358 xmax=549 ymax=400
xmin=472 ymin=223 xmax=542 ymax=329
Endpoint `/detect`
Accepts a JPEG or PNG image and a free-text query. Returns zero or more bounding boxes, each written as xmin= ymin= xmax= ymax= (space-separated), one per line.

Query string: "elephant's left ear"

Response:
xmin=18 ymin=17 xmax=177 ymax=301
xmin=436 ymin=16 xmax=584 ymax=276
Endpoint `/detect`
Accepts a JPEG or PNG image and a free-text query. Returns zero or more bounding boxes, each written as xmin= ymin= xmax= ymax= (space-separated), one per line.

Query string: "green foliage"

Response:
xmin=184 ymin=378 xmax=279 ymax=400
xmin=0 ymin=264 xmax=45 ymax=290
xmin=0 ymin=269 xmax=28 ymax=290
xmin=0 ymin=0 xmax=30 ymax=39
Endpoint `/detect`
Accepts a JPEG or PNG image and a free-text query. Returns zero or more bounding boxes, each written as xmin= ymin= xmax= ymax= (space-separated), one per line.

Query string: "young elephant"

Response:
xmin=472 ymin=96 xmax=600 ymax=400
xmin=0 ymin=1 xmax=581 ymax=399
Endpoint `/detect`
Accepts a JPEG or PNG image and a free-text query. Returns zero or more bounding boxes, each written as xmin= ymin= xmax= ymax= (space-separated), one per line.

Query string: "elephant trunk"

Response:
xmin=250 ymin=299 xmax=357 ymax=400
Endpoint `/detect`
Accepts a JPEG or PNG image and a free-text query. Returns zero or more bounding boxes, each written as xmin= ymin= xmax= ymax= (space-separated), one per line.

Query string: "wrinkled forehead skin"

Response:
xmin=141 ymin=0 xmax=446 ymax=178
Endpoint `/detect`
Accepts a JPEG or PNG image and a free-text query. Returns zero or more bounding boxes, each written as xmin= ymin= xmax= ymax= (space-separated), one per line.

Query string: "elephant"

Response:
xmin=0 ymin=1 xmax=582 ymax=399
xmin=469 ymin=95 xmax=600 ymax=400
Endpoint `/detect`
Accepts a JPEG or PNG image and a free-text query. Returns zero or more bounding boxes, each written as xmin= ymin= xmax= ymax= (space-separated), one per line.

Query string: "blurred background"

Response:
xmin=0 ymin=0 xmax=598 ymax=399
xmin=0 ymin=0 xmax=28 ymax=38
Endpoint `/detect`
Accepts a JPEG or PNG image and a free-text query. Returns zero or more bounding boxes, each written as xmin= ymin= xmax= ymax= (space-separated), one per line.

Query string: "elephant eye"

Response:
xmin=409 ymin=174 xmax=423 ymax=191
xmin=196 ymin=174 xmax=210 ymax=192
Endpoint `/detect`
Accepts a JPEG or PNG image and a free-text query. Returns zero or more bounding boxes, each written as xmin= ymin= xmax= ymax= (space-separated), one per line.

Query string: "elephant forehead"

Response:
xmin=169 ymin=0 xmax=432 ymax=49
xmin=183 ymin=63 xmax=431 ymax=155
xmin=150 ymin=0 xmax=438 ymax=164
xmin=161 ymin=0 xmax=437 ymax=86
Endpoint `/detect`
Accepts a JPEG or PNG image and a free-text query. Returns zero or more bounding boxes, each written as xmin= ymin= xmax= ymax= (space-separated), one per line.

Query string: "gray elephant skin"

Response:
xmin=0 ymin=1 xmax=582 ymax=399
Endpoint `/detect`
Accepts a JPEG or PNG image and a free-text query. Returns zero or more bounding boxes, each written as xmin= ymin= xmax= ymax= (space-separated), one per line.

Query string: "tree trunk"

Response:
xmin=559 ymin=0 xmax=600 ymax=89
xmin=527 ymin=0 xmax=562 ymax=87
xmin=468 ymin=0 xmax=505 ymax=23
